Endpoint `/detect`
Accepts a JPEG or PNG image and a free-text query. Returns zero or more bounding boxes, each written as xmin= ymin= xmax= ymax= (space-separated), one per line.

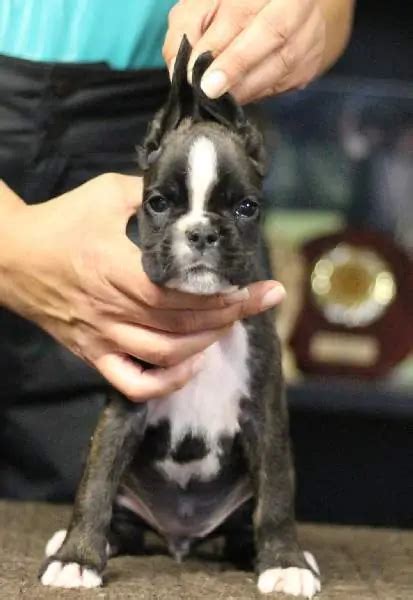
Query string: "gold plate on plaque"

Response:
xmin=311 ymin=244 xmax=396 ymax=328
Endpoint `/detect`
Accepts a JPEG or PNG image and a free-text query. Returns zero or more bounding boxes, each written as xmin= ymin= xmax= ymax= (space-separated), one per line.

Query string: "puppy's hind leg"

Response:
xmin=241 ymin=377 xmax=321 ymax=598
xmin=39 ymin=391 xmax=147 ymax=589
xmin=107 ymin=503 xmax=147 ymax=558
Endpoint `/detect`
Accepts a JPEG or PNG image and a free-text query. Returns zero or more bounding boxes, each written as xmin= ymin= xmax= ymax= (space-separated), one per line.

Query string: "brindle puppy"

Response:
xmin=40 ymin=37 xmax=320 ymax=598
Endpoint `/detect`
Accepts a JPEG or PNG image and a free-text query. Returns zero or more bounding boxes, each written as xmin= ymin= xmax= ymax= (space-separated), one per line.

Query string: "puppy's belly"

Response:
xmin=118 ymin=322 xmax=251 ymax=541
xmin=117 ymin=473 xmax=252 ymax=541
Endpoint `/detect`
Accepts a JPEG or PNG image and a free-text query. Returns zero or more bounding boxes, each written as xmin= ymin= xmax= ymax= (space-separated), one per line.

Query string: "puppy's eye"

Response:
xmin=147 ymin=195 xmax=170 ymax=213
xmin=236 ymin=198 xmax=259 ymax=218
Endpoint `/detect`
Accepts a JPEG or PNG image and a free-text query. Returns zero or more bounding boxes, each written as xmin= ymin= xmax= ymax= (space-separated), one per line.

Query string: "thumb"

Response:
xmin=105 ymin=173 xmax=143 ymax=219
xmin=87 ymin=173 xmax=143 ymax=226
xmin=63 ymin=173 xmax=143 ymax=224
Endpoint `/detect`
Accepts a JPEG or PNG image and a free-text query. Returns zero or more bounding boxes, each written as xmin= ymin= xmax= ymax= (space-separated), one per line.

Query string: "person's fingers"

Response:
xmin=187 ymin=0 xmax=267 ymax=76
xmin=101 ymin=271 xmax=285 ymax=333
xmin=162 ymin=0 xmax=218 ymax=74
xmin=230 ymin=13 xmax=324 ymax=104
xmin=199 ymin=0 xmax=311 ymax=99
xmin=108 ymin=246 xmax=284 ymax=312
xmin=95 ymin=352 xmax=205 ymax=401
xmin=231 ymin=45 xmax=291 ymax=104
xmin=106 ymin=322 xmax=230 ymax=367
xmin=151 ymin=281 xmax=287 ymax=332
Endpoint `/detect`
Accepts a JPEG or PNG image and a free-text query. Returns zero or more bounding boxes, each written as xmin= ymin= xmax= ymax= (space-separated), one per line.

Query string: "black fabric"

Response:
xmin=0 ymin=54 xmax=170 ymax=501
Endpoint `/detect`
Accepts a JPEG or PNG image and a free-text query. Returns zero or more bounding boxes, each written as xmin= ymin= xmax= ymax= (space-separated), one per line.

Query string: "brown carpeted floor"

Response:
xmin=0 ymin=501 xmax=411 ymax=599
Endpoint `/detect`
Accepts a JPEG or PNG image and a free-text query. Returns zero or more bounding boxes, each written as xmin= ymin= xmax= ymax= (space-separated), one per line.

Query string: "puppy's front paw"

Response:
xmin=40 ymin=560 xmax=102 ymax=589
xmin=257 ymin=552 xmax=320 ymax=598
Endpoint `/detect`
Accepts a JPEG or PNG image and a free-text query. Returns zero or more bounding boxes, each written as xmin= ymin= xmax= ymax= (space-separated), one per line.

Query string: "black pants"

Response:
xmin=0 ymin=55 xmax=170 ymax=501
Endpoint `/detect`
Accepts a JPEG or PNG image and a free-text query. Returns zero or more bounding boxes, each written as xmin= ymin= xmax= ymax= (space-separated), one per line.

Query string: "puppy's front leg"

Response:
xmin=242 ymin=379 xmax=321 ymax=598
xmin=39 ymin=390 xmax=147 ymax=589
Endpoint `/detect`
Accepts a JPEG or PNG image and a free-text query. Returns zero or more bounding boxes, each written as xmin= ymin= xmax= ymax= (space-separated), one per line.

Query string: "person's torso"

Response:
xmin=0 ymin=0 xmax=176 ymax=69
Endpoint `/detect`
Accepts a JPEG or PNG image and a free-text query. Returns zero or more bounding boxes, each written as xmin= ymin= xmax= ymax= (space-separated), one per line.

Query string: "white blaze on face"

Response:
xmin=169 ymin=136 xmax=227 ymax=294
xmin=187 ymin=136 xmax=218 ymax=217
xmin=176 ymin=136 xmax=218 ymax=234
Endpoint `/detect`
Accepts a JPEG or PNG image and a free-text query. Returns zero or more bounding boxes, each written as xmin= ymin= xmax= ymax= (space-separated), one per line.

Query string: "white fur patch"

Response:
xmin=166 ymin=271 xmax=228 ymax=295
xmin=45 ymin=529 xmax=111 ymax=559
xmin=45 ymin=529 xmax=67 ymax=557
xmin=174 ymin=136 xmax=217 ymax=236
xmin=148 ymin=321 xmax=249 ymax=443
xmin=41 ymin=561 xmax=102 ymax=589
xmin=157 ymin=453 xmax=220 ymax=488
xmin=257 ymin=552 xmax=321 ymax=598
xmin=171 ymin=136 xmax=220 ymax=285
xmin=187 ymin=136 xmax=217 ymax=217
xmin=147 ymin=322 xmax=250 ymax=486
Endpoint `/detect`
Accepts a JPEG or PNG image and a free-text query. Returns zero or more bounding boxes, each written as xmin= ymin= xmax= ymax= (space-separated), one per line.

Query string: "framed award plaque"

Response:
xmin=289 ymin=229 xmax=413 ymax=378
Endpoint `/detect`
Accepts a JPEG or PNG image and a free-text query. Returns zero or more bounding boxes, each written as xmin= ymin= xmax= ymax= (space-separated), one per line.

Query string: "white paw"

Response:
xmin=40 ymin=561 xmax=102 ymax=589
xmin=257 ymin=552 xmax=321 ymax=598
xmin=45 ymin=529 xmax=67 ymax=557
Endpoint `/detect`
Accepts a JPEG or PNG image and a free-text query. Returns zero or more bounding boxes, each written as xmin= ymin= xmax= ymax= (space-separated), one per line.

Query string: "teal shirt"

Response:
xmin=0 ymin=0 xmax=176 ymax=69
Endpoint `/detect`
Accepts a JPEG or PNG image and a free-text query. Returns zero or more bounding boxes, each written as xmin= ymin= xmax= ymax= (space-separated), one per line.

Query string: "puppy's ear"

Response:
xmin=192 ymin=52 xmax=267 ymax=177
xmin=137 ymin=35 xmax=193 ymax=171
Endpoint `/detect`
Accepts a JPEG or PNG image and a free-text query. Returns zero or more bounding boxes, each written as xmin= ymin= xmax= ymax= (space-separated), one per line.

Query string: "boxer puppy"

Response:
xmin=40 ymin=37 xmax=320 ymax=598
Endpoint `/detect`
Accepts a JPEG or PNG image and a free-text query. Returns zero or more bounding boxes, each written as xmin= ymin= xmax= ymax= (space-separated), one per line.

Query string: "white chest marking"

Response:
xmin=147 ymin=322 xmax=250 ymax=486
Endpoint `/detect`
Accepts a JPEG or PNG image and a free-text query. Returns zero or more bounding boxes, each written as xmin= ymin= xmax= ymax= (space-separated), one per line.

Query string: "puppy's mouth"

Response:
xmin=167 ymin=262 xmax=229 ymax=295
xmin=185 ymin=263 xmax=219 ymax=276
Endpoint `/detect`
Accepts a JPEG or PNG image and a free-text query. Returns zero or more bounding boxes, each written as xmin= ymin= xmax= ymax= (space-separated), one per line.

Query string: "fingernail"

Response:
xmin=168 ymin=57 xmax=176 ymax=80
xmin=261 ymin=284 xmax=286 ymax=310
xmin=191 ymin=353 xmax=205 ymax=375
xmin=201 ymin=70 xmax=228 ymax=99
xmin=224 ymin=288 xmax=250 ymax=304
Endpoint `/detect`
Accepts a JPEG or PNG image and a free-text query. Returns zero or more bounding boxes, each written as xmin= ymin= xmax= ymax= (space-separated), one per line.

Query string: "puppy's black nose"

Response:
xmin=186 ymin=224 xmax=219 ymax=251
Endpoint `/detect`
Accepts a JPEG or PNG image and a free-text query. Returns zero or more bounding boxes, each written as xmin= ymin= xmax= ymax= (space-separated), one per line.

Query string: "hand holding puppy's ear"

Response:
xmin=164 ymin=0 xmax=328 ymax=104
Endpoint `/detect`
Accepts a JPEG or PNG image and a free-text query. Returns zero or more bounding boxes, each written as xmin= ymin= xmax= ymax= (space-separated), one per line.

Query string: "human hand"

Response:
xmin=0 ymin=176 xmax=285 ymax=401
xmin=164 ymin=0 xmax=326 ymax=104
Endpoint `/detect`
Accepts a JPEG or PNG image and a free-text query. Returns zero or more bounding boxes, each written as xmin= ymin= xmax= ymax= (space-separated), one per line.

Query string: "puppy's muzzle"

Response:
xmin=185 ymin=223 xmax=220 ymax=253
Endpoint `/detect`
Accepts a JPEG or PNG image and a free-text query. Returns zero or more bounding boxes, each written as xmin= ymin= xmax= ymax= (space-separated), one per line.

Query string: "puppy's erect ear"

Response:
xmin=192 ymin=52 xmax=267 ymax=177
xmin=137 ymin=36 xmax=193 ymax=171
xmin=137 ymin=36 xmax=266 ymax=177
xmin=191 ymin=52 xmax=245 ymax=130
